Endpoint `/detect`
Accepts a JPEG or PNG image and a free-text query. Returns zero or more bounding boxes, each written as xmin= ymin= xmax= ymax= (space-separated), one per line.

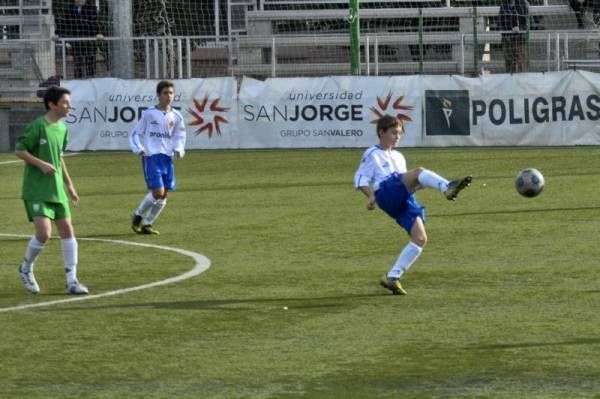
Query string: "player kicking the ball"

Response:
xmin=129 ymin=80 xmax=186 ymax=235
xmin=354 ymin=114 xmax=471 ymax=295
xmin=15 ymin=86 xmax=88 ymax=295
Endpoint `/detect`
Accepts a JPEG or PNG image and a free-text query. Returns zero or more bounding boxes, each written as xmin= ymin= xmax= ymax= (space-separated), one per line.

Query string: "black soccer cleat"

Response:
xmin=379 ymin=275 xmax=407 ymax=295
xmin=131 ymin=213 xmax=143 ymax=234
xmin=141 ymin=225 xmax=159 ymax=235
xmin=444 ymin=176 xmax=472 ymax=201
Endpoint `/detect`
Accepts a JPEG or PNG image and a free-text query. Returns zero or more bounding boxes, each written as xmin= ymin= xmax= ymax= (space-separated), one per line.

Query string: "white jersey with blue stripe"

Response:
xmin=129 ymin=106 xmax=186 ymax=157
xmin=354 ymin=145 xmax=407 ymax=192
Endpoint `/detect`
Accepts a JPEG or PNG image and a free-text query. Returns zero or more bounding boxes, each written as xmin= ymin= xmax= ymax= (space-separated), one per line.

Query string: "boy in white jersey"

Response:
xmin=354 ymin=114 xmax=471 ymax=295
xmin=129 ymin=80 xmax=186 ymax=235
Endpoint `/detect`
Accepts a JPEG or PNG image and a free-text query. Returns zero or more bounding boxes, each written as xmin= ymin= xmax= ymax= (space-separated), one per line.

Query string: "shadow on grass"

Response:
xmin=40 ymin=293 xmax=389 ymax=312
xmin=472 ymin=337 xmax=600 ymax=350
xmin=431 ymin=205 xmax=600 ymax=218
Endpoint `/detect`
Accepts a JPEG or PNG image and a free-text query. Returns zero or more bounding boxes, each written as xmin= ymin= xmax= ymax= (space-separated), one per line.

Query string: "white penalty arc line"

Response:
xmin=0 ymin=233 xmax=211 ymax=313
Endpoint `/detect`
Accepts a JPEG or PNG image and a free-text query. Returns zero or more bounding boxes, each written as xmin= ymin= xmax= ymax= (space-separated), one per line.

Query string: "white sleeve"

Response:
xmin=394 ymin=151 xmax=407 ymax=173
xmin=129 ymin=113 xmax=147 ymax=154
xmin=354 ymin=152 xmax=373 ymax=189
xmin=172 ymin=113 xmax=186 ymax=156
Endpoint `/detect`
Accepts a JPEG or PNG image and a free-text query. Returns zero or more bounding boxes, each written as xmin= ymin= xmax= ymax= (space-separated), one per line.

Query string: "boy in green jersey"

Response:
xmin=15 ymin=86 xmax=88 ymax=295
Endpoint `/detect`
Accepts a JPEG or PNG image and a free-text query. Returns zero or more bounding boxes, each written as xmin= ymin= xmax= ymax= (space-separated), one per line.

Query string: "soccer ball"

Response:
xmin=515 ymin=168 xmax=544 ymax=198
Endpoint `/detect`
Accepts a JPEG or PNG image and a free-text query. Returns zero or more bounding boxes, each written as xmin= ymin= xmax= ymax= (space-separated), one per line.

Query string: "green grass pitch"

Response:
xmin=0 ymin=147 xmax=599 ymax=398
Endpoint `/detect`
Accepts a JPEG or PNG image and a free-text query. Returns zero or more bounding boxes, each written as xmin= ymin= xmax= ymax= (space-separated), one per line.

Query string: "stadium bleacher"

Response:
xmin=0 ymin=0 xmax=599 ymax=91
xmin=236 ymin=1 xmax=598 ymax=77
xmin=0 ymin=0 xmax=55 ymax=99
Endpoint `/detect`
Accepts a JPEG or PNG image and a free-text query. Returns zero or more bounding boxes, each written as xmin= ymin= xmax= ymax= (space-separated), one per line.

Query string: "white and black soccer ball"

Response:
xmin=515 ymin=168 xmax=544 ymax=198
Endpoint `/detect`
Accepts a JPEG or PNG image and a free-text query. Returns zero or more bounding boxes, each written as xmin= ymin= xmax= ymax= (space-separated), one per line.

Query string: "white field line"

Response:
xmin=0 ymin=152 xmax=79 ymax=165
xmin=0 ymin=234 xmax=211 ymax=313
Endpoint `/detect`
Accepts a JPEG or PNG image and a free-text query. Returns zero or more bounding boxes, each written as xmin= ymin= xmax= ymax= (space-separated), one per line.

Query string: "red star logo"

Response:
xmin=369 ymin=92 xmax=414 ymax=124
xmin=187 ymin=96 xmax=230 ymax=138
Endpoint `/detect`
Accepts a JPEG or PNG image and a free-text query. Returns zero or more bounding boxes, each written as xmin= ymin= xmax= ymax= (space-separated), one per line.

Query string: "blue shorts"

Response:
xmin=375 ymin=172 xmax=426 ymax=234
xmin=142 ymin=153 xmax=176 ymax=190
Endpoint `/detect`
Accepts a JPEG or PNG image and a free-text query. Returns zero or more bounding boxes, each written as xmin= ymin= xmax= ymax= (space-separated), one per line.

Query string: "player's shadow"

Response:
xmin=471 ymin=337 xmax=600 ymax=350
xmin=430 ymin=205 xmax=600 ymax=218
xmin=41 ymin=293 xmax=388 ymax=312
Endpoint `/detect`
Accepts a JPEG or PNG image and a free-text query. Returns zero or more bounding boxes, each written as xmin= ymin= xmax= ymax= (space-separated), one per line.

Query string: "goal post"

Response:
xmin=349 ymin=0 xmax=360 ymax=75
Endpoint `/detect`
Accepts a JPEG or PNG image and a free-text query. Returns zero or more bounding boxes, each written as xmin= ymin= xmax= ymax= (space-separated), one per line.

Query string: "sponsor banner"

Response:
xmin=63 ymin=71 xmax=600 ymax=150
xmin=237 ymin=76 xmax=422 ymax=148
xmin=425 ymin=89 xmax=470 ymax=136
xmin=63 ymin=78 xmax=237 ymax=151
xmin=422 ymin=71 xmax=600 ymax=146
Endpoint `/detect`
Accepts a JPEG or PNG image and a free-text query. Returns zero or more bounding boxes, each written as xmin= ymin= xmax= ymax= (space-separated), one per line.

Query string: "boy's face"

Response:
xmin=158 ymin=86 xmax=175 ymax=109
xmin=379 ymin=125 xmax=404 ymax=148
xmin=49 ymin=94 xmax=71 ymax=118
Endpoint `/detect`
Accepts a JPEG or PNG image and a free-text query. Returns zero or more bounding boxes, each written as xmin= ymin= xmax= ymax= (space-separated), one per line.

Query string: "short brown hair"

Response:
xmin=43 ymin=86 xmax=71 ymax=111
xmin=376 ymin=114 xmax=402 ymax=138
xmin=156 ymin=80 xmax=175 ymax=95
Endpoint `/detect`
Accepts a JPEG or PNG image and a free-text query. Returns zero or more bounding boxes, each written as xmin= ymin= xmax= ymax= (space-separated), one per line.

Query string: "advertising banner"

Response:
xmin=422 ymin=71 xmax=600 ymax=146
xmin=63 ymin=77 xmax=238 ymax=151
xmin=237 ymin=75 xmax=422 ymax=148
xmin=63 ymin=71 xmax=600 ymax=150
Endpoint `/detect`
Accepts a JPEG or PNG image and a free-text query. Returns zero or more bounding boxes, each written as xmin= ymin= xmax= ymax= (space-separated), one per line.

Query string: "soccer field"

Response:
xmin=1 ymin=148 xmax=599 ymax=398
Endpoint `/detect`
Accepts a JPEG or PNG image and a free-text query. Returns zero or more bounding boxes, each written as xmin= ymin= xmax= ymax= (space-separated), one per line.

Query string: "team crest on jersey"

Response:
xmin=168 ymin=119 xmax=175 ymax=130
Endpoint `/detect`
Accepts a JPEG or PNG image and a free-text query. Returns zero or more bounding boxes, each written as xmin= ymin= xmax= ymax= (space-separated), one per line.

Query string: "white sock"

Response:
xmin=134 ymin=192 xmax=156 ymax=217
xmin=387 ymin=242 xmax=423 ymax=279
xmin=143 ymin=198 xmax=167 ymax=226
xmin=21 ymin=236 xmax=45 ymax=273
xmin=417 ymin=169 xmax=449 ymax=192
xmin=61 ymin=237 xmax=79 ymax=284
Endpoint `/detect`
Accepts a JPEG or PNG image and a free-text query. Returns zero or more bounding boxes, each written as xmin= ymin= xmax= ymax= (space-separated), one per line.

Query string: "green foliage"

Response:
xmin=0 ymin=148 xmax=599 ymax=398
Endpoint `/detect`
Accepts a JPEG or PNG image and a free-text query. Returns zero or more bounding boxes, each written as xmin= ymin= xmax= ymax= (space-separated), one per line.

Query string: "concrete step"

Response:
xmin=0 ymin=79 xmax=40 ymax=101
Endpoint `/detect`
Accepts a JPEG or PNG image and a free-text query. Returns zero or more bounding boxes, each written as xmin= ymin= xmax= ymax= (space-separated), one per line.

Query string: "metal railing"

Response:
xmin=2 ymin=30 xmax=600 ymax=84
xmin=233 ymin=30 xmax=600 ymax=77
xmin=52 ymin=36 xmax=232 ymax=80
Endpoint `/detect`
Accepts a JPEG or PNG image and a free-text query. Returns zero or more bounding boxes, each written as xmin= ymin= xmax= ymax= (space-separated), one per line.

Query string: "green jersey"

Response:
xmin=15 ymin=116 xmax=69 ymax=203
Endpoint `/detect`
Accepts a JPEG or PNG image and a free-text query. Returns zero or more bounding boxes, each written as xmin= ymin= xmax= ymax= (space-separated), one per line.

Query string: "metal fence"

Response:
xmin=1 ymin=31 xmax=599 ymax=84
